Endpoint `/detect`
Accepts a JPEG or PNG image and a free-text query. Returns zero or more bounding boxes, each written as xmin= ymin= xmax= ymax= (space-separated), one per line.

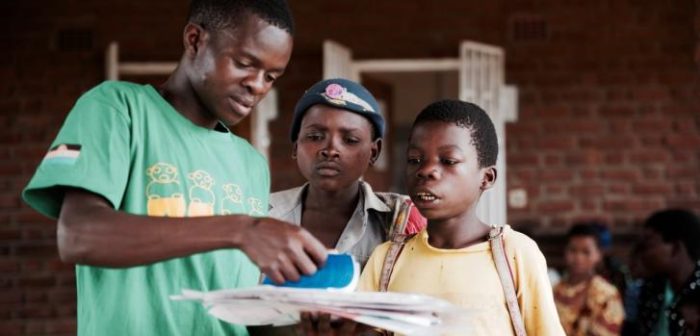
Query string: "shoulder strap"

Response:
xmin=386 ymin=195 xmax=411 ymax=239
xmin=489 ymin=226 xmax=527 ymax=336
xmin=378 ymin=234 xmax=413 ymax=292
xmin=379 ymin=199 xmax=414 ymax=292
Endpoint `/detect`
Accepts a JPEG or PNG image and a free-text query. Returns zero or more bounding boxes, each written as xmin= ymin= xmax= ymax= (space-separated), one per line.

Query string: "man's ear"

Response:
xmin=183 ymin=22 xmax=208 ymax=59
xmin=671 ymin=240 xmax=688 ymax=261
xmin=291 ymin=142 xmax=298 ymax=159
xmin=369 ymin=138 xmax=383 ymax=166
xmin=480 ymin=166 xmax=497 ymax=190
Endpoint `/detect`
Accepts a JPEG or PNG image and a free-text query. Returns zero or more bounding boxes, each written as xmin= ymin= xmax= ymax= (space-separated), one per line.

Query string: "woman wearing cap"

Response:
xmin=269 ymin=78 xmax=425 ymax=267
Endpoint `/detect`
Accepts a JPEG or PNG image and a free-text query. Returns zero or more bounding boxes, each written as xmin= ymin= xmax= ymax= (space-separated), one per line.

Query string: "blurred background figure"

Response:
xmin=678 ymin=289 xmax=700 ymax=336
xmin=554 ymin=223 xmax=625 ymax=336
xmin=635 ymin=209 xmax=700 ymax=336
xmin=591 ymin=222 xmax=631 ymax=298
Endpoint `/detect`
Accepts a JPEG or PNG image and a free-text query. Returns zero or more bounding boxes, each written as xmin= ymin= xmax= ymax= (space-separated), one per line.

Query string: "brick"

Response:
xmin=15 ymin=305 xmax=53 ymax=318
xmin=537 ymin=136 xmax=576 ymax=150
xmin=0 ymin=292 xmax=22 ymax=304
xmin=15 ymin=244 xmax=57 ymax=258
xmin=508 ymin=153 xmax=539 ymax=165
xmin=45 ymin=319 xmax=76 ymax=334
xmin=629 ymin=150 xmax=671 ymax=164
xmin=16 ymin=275 xmax=54 ymax=288
xmin=632 ymin=184 xmax=673 ymax=195
xmin=0 ymin=260 xmax=20 ymax=272
xmin=25 ymin=291 xmax=48 ymax=303
xmin=607 ymin=184 xmax=629 ymax=194
xmin=603 ymin=199 xmax=664 ymax=212
xmin=544 ymin=154 xmax=562 ymax=165
xmin=601 ymin=169 xmax=640 ymax=182
xmin=667 ymin=167 xmax=698 ymax=179
xmin=0 ymin=322 xmax=23 ymax=336
xmin=0 ymin=229 xmax=21 ymax=241
xmin=664 ymin=135 xmax=700 ymax=149
xmin=565 ymin=151 xmax=603 ymax=165
xmin=49 ymin=289 xmax=76 ymax=303
xmin=538 ymin=200 xmax=575 ymax=213
xmin=570 ymin=185 xmax=605 ymax=197
xmin=599 ymin=105 xmax=635 ymax=116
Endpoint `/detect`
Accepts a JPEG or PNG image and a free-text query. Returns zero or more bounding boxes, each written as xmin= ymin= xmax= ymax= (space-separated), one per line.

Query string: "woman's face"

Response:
xmin=564 ymin=235 xmax=602 ymax=277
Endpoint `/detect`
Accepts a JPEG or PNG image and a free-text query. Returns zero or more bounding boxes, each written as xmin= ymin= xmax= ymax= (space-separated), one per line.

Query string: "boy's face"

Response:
xmin=405 ymin=121 xmax=495 ymax=221
xmin=294 ymin=105 xmax=380 ymax=192
xmin=188 ymin=14 xmax=293 ymax=126
xmin=564 ymin=235 xmax=601 ymax=277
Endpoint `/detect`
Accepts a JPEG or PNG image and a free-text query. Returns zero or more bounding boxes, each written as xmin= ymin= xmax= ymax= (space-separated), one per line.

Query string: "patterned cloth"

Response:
xmin=554 ymin=275 xmax=625 ymax=336
xmin=669 ymin=260 xmax=700 ymax=335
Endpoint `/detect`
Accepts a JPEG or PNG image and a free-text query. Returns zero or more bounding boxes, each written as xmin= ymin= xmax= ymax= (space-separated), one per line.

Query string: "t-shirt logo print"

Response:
xmin=221 ymin=183 xmax=245 ymax=215
xmin=187 ymin=170 xmax=216 ymax=217
xmin=146 ymin=162 xmax=186 ymax=217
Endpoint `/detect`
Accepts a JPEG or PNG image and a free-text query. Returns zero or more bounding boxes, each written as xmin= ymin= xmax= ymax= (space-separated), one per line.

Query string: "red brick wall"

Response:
xmin=2 ymin=0 xmax=699 ymax=334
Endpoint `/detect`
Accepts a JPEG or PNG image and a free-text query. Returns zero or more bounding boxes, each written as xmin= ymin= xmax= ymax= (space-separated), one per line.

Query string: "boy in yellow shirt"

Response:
xmin=358 ymin=99 xmax=565 ymax=335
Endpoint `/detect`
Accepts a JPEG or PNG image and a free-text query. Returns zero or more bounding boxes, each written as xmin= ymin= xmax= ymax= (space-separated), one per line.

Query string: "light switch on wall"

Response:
xmin=508 ymin=188 xmax=528 ymax=209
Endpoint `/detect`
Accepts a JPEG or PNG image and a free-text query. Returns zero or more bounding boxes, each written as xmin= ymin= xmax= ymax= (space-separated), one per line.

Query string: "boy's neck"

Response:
xmin=304 ymin=182 xmax=361 ymax=212
xmin=427 ymin=211 xmax=490 ymax=249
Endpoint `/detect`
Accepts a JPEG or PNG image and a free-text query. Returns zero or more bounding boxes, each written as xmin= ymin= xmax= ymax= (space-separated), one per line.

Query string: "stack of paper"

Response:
xmin=171 ymin=254 xmax=473 ymax=335
xmin=172 ymin=287 xmax=472 ymax=335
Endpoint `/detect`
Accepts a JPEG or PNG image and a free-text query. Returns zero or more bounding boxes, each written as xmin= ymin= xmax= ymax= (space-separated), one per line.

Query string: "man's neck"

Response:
xmin=670 ymin=256 xmax=697 ymax=293
xmin=159 ymin=67 xmax=218 ymax=129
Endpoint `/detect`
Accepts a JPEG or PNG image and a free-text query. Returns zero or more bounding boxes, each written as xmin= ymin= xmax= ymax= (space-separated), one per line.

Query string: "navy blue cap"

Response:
xmin=290 ymin=78 xmax=384 ymax=142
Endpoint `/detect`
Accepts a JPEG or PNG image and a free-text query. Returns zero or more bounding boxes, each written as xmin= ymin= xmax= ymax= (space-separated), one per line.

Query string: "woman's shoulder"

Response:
xmin=590 ymin=275 xmax=621 ymax=297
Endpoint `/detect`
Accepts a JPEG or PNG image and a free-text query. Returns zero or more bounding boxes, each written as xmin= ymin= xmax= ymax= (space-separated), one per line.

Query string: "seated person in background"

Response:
xmin=358 ymin=100 xmax=564 ymax=335
xmin=637 ymin=209 xmax=700 ymax=335
xmin=269 ymin=78 xmax=425 ymax=267
xmin=554 ymin=223 xmax=625 ymax=336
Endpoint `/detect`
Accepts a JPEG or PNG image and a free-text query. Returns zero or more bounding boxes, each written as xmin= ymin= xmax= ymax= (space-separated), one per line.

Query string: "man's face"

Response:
xmin=190 ymin=15 xmax=292 ymax=126
xmin=638 ymin=228 xmax=674 ymax=277
xmin=294 ymin=105 xmax=379 ymax=192
xmin=405 ymin=121 xmax=494 ymax=221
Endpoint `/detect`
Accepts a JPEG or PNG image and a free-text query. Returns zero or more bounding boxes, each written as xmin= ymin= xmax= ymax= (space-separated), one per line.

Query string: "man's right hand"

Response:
xmin=236 ymin=217 xmax=328 ymax=284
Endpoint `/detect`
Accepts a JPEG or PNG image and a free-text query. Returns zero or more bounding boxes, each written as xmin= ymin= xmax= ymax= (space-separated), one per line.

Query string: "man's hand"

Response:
xmin=236 ymin=217 xmax=328 ymax=284
xmin=298 ymin=312 xmax=357 ymax=336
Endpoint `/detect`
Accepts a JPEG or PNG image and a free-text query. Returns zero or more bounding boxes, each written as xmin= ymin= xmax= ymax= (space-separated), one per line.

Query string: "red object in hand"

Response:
xmin=403 ymin=199 xmax=427 ymax=234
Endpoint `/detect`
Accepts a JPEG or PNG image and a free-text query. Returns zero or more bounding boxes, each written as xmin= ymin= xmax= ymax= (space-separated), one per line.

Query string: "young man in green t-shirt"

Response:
xmin=21 ymin=1 xmax=327 ymax=335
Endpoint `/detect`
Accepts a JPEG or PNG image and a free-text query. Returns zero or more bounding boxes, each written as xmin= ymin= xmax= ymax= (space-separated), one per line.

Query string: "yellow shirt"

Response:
xmin=358 ymin=226 xmax=565 ymax=336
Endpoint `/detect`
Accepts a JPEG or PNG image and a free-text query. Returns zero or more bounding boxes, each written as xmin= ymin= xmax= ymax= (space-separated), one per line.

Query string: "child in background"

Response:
xmin=358 ymin=100 xmax=564 ymax=336
xmin=554 ymin=224 xmax=625 ymax=336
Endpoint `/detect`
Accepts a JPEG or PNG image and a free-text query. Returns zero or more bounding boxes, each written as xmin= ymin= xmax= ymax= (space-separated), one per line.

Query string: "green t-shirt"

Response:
xmin=23 ymin=81 xmax=269 ymax=335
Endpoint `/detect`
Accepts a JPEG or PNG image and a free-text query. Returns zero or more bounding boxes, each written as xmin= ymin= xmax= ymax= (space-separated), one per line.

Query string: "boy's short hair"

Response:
xmin=412 ymin=100 xmax=498 ymax=168
xmin=188 ymin=0 xmax=294 ymax=35
xmin=566 ymin=223 xmax=602 ymax=248
xmin=644 ymin=209 xmax=700 ymax=260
